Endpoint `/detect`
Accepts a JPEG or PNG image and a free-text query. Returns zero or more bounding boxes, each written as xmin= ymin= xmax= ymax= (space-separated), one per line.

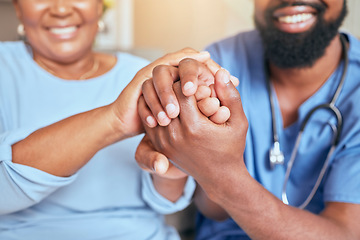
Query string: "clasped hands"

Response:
xmin=135 ymin=58 xmax=249 ymax=196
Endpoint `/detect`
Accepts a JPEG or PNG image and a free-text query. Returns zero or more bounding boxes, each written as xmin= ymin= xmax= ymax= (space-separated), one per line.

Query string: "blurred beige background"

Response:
xmin=101 ymin=0 xmax=360 ymax=59
xmin=133 ymin=0 xmax=254 ymax=53
xmin=1 ymin=0 xmax=359 ymax=60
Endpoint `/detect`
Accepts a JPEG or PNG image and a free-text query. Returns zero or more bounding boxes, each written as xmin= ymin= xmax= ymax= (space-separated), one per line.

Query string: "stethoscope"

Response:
xmin=266 ymin=34 xmax=349 ymax=209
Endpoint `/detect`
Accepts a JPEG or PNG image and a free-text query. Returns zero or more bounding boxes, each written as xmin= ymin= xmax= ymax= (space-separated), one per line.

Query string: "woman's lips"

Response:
xmin=47 ymin=25 xmax=79 ymax=40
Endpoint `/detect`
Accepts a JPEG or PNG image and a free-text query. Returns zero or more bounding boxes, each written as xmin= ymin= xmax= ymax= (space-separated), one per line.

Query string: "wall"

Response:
xmin=132 ymin=0 xmax=360 ymax=58
xmin=0 ymin=1 xmax=19 ymax=41
xmin=1 ymin=0 xmax=359 ymax=53
xmin=342 ymin=0 xmax=360 ymax=37
xmin=133 ymin=0 xmax=254 ymax=54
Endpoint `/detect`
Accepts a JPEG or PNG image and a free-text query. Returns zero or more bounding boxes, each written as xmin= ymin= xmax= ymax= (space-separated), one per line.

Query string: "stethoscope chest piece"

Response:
xmin=269 ymin=141 xmax=284 ymax=169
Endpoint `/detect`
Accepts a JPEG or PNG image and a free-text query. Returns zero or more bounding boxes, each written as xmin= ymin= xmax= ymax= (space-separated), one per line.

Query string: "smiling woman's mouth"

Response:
xmin=49 ymin=26 xmax=78 ymax=35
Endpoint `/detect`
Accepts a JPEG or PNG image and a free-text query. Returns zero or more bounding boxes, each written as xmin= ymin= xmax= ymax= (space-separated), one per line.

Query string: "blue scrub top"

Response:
xmin=196 ymin=31 xmax=360 ymax=240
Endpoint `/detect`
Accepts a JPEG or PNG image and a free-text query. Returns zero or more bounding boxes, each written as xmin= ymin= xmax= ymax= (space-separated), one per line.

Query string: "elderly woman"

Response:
xmin=0 ymin=0 xmax=220 ymax=239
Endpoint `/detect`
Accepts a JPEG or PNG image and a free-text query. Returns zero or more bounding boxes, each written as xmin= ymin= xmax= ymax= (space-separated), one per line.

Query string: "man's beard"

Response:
xmin=255 ymin=1 xmax=348 ymax=69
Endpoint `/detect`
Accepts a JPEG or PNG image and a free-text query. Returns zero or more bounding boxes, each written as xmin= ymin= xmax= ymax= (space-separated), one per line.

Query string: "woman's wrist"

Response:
xmin=152 ymin=174 xmax=188 ymax=202
xmin=105 ymin=102 xmax=135 ymax=142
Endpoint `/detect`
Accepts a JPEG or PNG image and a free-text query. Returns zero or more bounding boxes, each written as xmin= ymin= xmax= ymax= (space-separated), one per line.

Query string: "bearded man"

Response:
xmin=136 ymin=1 xmax=360 ymax=239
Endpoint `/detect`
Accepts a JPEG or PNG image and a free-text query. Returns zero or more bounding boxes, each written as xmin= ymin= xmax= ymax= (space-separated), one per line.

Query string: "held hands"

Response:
xmin=108 ymin=48 xmax=233 ymax=141
xmin=136 ymin=59 xmax=248 ymax=192
xmin=136 ymin=79 xmax=231 ymax=180
xmin=136 ymin=59 xmax=236 ymax=180
xmin=140 ymin=59 xmax=238 ymax=127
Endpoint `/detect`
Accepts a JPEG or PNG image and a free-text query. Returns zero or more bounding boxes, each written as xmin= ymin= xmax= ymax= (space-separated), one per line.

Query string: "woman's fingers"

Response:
xmin=152 ymin=66 xmax=180 ymax=119
xmin=198 ymin=98 xmax=220 ymax=117
xmin=178 ymin=58 xmax=215 ymax=97
xmin=142 ymin=59 xmax=215 ymax=125
xmin=135 ymin=135 xmax=170 ymax=175
xmin=141 ymin=80 xmax=171 ymax=127
xmin=195 ymin=85 xmax=212 ymax=101
xmin=141 ymin=48 xmax=211 ymax=80
xmin=165 ymin=48 xmax=211 ymax=66
xmin=138 ymin=94 xmax=158 ymax=128
xmin=139 ymin=56 xmax=240 ymax=129
xmin=209 ymin=106 xmax=231 ymax=124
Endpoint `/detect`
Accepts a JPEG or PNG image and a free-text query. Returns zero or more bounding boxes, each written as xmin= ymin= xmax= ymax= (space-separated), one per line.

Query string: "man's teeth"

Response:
xmin=49 ymin=26 xmax=77 ymax=35
xmin=278 ymin=13 xmax=313 ymax=24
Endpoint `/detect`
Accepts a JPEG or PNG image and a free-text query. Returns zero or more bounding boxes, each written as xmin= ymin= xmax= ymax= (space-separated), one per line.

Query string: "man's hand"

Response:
xmin=137 ymin=60 xmax=248 ymax=193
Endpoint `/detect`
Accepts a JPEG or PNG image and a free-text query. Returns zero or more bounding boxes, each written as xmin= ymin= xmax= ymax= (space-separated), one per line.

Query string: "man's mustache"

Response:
xmin=266 ymin=1 xmax=327 ymax=16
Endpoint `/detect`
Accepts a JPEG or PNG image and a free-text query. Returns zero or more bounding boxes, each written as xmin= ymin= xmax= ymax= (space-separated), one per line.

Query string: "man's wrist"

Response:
xmin=200 ymin=162 xmax=251 ymax=207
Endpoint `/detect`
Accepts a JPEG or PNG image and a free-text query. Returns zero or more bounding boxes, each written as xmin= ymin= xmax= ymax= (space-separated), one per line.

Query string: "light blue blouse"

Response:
xmin=196 ymin=31 xmax=360 ymax=240
xmin=0 ymin=42 xmax=195 ymax=240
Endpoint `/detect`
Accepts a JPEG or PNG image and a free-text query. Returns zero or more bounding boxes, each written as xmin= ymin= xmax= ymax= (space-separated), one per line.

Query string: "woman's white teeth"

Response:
xmin=278 ymin=13 xmax=313 ymax=24
xmin=50 ymin=26 xmax=77 ymax=35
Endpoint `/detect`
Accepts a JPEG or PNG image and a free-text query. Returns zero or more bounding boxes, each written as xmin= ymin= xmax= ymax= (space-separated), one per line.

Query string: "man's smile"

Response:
xmin=273 ymin=5 xmax=318 ymax=33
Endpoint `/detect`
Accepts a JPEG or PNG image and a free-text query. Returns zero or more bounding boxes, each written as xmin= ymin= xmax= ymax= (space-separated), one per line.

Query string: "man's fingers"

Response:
xmin=172 ymin=81 xmax=203 ymax=125
xmin=214 ymin=69 xmax=246 ymax=125
xmin=135 ymin=135 xmax=170 ymax=175
xmin=204 ymin=59 xmax=240 ymax=87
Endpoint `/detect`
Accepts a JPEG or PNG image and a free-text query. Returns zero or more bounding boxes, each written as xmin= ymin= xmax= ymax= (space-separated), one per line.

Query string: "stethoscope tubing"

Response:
xmin=267 ymin=34 xmax=349 ymax=209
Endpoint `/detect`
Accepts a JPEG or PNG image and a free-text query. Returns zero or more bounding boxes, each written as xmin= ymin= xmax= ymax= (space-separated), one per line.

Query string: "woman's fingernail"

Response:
xmin=184 ymin=82 xmax=194 ymax=92
xmin=199 ymin=51 xmax=210 ymax=57
xmin=154 ymin=160 xmax=167 ymax=174
xmin=166 ymin=103 xmax=176 ymax=117
xmin=146 ymin=116 xmax=157 ymax=127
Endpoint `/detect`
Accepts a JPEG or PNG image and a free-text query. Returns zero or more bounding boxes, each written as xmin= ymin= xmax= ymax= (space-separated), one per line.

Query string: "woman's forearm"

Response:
xmin=12 ymin=105 xmax=123 ymax=177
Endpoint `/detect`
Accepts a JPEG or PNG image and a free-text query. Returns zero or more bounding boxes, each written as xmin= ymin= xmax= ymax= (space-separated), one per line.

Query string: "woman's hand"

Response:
xmin=109 ymin=48 xmax=214 ymax=141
